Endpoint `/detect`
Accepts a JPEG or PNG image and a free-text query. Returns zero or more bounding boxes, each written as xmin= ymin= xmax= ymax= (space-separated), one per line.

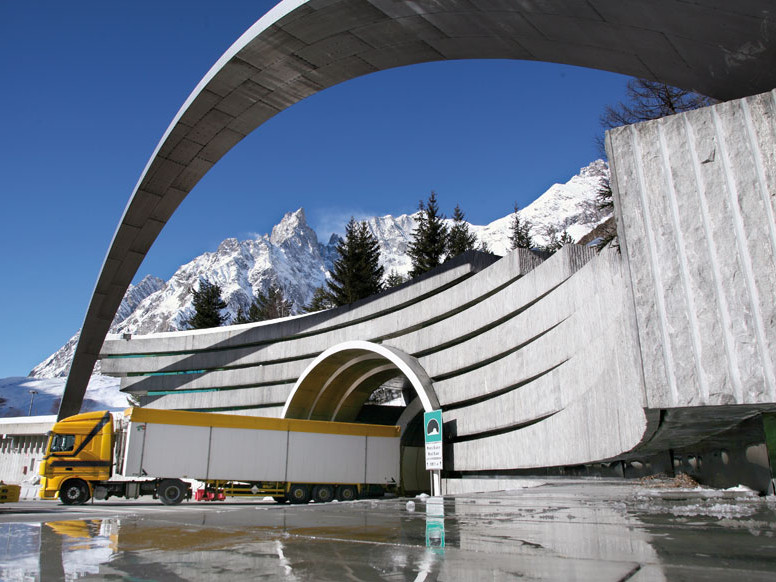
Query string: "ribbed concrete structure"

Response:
xmin=102 ymin=244 xmax=650 ymax=472
xmin=101 ymin=91 xmax=776 ymax=481
xmin=61 ymin=0 xmax=776 ymax=419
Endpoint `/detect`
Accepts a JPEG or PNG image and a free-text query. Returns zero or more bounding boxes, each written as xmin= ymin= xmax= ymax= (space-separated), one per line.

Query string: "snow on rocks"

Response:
xmin=29 ymin=161 xmax=610 ymax=380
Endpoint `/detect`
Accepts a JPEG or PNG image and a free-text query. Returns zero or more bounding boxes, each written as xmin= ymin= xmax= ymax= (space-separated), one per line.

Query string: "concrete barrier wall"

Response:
xmin=102 ymin=249 xmax=536 ymax=412
xmin=0 ymin=417 xmax=55 ymax=500
xmin=449 ymin=249 xmax=649 ymax=470
xmin=101 ymin=243 xmax=653 ymax=470
xmin=608 ymin=89 xmax=776 ymax=410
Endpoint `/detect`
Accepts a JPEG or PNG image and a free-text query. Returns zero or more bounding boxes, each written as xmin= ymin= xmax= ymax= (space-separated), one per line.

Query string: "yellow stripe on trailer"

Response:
xmin=0 ymin=482 xmax=21 ymax=503
xmin=124 ymin=407 xmax=400 ymax=438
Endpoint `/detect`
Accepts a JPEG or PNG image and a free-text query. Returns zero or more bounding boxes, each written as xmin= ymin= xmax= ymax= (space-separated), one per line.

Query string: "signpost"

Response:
xmin=424 ymin=410 xmax=443 ymax=496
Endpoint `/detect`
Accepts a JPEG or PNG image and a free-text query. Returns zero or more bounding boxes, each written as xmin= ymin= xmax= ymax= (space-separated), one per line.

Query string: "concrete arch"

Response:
xmin=282 ymin=340 xmax=438 ymax=422
xmin=60 ymin=0 xmax=776 ymax=418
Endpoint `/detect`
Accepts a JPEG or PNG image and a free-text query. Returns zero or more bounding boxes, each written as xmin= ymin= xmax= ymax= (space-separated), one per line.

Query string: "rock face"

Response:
xmin=31 ymin=161 xmax=610 ymax=378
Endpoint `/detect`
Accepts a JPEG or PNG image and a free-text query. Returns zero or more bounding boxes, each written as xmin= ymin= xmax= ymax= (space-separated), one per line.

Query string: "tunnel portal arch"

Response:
xmin=60 ymin=0 xmax=776 ymax=418
xmin=282 ymin=340 xmax=439 ymax=425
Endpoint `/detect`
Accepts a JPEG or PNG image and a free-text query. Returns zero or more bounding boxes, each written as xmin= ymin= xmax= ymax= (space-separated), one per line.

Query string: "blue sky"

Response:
xmin=0 ymin=1 xmax=630 ymax=378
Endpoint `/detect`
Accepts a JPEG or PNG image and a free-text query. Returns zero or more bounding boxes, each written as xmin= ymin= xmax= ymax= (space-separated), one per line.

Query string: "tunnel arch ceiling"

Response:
xmin=60 ymin=0 xmax=776 ymax=418
xmin=282 ymin=341 xmax=439 ymax=422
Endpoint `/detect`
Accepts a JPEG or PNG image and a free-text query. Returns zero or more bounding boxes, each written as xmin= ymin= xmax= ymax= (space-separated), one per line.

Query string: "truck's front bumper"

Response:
xmin=38 ymin=477 xmax=59 ymax=500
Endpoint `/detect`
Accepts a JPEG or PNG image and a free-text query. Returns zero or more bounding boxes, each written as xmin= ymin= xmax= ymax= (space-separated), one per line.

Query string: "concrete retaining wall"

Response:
xmin=101 ymin=244 xmax=652 ymax=471
xmin=608 ymin=90 xmax=776 ymax=410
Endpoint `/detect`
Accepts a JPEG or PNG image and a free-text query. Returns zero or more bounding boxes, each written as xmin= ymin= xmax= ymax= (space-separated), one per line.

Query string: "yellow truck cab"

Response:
xmin=39 ymin=411 xmax=114 ymax=504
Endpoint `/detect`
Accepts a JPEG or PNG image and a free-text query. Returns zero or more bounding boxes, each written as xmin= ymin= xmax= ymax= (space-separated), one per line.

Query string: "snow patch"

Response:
xmin=0 ymin=375 xmax=126 ymax=417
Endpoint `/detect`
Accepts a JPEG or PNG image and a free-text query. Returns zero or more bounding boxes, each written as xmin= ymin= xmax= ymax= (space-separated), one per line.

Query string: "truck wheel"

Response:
xmin=60 ymin=479 xmax=90 ymax=505
xmin=158 ymin=479 xmax=186 ymax=505
xmin=336 ymin=485 xmax=358 ymax=502
xmin=312 ymin=485 xmax=334 ymax=503
xmin=288 ymin=484 xmax=310 ymax=504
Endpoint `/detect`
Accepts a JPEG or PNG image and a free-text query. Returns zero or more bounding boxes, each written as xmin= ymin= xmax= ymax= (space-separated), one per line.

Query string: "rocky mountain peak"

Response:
xmin=576 ymin=159 xmax=609 ymax=182
xmin=270 ymin=208 xmax=317 ymax=249
xmin=216 ymin=237 xmax=241 ymax=254
xmin=30 ymin=161 xmax=610 ymax=378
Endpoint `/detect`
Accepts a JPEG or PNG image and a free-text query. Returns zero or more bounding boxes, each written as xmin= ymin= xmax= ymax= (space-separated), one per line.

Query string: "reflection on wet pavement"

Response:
xmin=2 ymin=480 xmax=776 ymax=580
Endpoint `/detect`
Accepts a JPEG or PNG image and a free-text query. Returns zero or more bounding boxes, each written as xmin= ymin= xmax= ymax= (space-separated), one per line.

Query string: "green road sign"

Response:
xmin=424 ymin=410 xmax=443 ymax=443
xmin=424 ymin=410 xmax=443 ymax=470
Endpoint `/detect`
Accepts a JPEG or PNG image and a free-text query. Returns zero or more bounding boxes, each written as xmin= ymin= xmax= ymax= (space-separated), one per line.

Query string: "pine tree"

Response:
xmin=384 ymin=270 xmax=406 ymax=289
xmin=592 ymin=181 xmax=619 ymax=252
xmin=234 ymin=285 xmax=293 ymax=323
xmin=326 ymin=218 xmax=384 ymax=306
xmin=558 ymin=230 xmax=574 ymax=246
xmin=408 ymin=192 xmax=448 ymax=277
xmin=184 ymin=279 xmax=228 ymax=329
xmin=256 ymin=285 xmax=293 ymax=320
xmin=509 ymin=203 xmax=533 ymax=250
xmin=304 ymin=286 xmax=335 ymax=313
xmin=596 ymin=181 xmax=614 ymax=212
xmin=541 ymin=227 xmax=573 ymax=253
xmin=447 ymin=204 xmax=477 ymax=259
xmin=233 ymin=307 xmax=250 ymax=324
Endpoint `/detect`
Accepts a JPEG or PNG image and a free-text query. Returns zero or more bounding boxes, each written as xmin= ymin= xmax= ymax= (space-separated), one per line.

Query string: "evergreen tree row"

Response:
xmin=185 ymin=194 xmax=581 ymax=327
xmin=305 ymin=217 xmax=384 ymax=312
xmin=183 ymin=278 xmax=295 ymax=330
xmin=185 ymin=75 xmax=716 ymax=328
xmin=234 ymin=284 xmax=292 ymax=324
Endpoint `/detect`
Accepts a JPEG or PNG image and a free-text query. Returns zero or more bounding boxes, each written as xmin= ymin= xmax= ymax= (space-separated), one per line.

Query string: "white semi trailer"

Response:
xmin=39 ymin=408 xmax=400 ymax=505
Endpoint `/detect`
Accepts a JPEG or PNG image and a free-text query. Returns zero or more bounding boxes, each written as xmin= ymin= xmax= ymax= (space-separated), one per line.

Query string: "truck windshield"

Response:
xmin=50 ymin=434 xmax=75 ymax=453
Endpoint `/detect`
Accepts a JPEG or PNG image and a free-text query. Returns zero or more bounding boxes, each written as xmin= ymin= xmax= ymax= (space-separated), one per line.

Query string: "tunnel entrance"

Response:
xmin=282 ymin=341 xmax=438 ymax=493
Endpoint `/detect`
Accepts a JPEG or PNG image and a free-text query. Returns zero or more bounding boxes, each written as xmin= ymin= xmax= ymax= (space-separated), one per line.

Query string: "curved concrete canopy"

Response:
xmin=60 ymin=0 xmax=776 ymax=418
xmin=282 ymin=340 xmax=438 ymax=421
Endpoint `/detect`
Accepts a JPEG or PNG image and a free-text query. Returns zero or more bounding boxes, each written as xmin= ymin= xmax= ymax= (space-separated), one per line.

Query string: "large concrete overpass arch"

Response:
xmin=282 ymin=340 xmax=439 ymax=423
xmin=60 ymin=0 xmax=776 ymax=418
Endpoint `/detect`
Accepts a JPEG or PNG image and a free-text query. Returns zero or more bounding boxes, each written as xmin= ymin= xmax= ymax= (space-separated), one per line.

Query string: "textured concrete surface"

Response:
xmin=62 ymin=0 xmax=776 ymax=419
xmin=101 ymin=244 xmax=651 ymax=472
xmin=3 ymin=480 xmax=776 ymax=581
xmin=608 ymin=90 xmax=776 ymax=411
xmin=0 ymin=417 xmax=53 ymax=501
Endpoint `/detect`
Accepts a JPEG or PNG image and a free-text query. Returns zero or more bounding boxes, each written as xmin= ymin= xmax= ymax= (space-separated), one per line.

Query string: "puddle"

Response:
xmin=1 ymin=483 xmax=775 ymax=580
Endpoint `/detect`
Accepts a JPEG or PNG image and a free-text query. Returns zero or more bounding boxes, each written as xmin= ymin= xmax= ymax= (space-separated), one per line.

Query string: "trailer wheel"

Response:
xmin=312 ymin=484 xmax=334 ymax=503
xmin=288 ymin=484 xmax=310 ymax=504
xmin=336 ymin=485 xmax=358 ymax=502
xmin=158 ymin=479 xmax=186 ymax=505
xmin=60 ymin=479 xmax=90 ymax=505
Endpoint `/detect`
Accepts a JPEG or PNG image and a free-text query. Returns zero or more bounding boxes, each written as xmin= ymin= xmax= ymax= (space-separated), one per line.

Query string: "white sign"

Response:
xmin=425 ymin=442 xmax=443 ymax=470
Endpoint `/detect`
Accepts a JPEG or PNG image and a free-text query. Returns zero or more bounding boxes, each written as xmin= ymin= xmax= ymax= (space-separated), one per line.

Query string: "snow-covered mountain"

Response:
xmin=0 ymin=376 xmax=126 ymax=417
xmin=29 ymin=160 xmax=610 ymax=380
xmin=475 ymin=158 xmax=609 ymax=250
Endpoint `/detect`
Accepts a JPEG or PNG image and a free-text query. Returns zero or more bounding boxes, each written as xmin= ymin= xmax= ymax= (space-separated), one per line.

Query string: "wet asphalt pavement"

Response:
xmin=1 ymin=478 xmax=775 ymax=581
